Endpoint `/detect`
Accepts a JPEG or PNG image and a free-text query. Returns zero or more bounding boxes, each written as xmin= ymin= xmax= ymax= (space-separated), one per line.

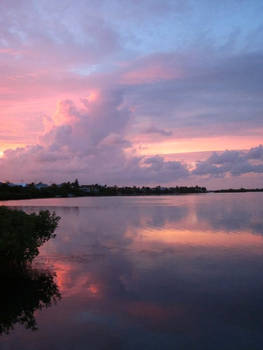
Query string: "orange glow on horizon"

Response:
xmin=133 ymin=135 xmax=263 ymax=156
xmin=0 ymin=143 xmax=28 ymax=155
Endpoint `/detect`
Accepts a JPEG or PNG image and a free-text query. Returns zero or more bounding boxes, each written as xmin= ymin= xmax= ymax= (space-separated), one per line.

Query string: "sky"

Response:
xmin=0 ymin=0 xmax=262 ymax=189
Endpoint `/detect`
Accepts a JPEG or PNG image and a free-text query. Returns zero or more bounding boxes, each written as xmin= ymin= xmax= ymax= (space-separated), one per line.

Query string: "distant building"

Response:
xmin=35 ymin=183 xmax=48 ymax=189
xmin=8 ymin=182 xmax=27 ymax=188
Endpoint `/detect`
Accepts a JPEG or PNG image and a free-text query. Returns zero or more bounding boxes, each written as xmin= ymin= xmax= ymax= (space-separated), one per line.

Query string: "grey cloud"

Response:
xmin=144 ymin=126 xmax=173 ymax=136
xmin=193 ymin=145 xmax=263 ymax=177
xmin=247 ymin=145 xmax=263 ymax=160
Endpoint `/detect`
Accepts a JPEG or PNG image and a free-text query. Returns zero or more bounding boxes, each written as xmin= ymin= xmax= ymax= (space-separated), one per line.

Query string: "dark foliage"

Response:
xmin=0 ymin=265 xmax=61 ymax=335
xmin=0 ymin=206 xmax=60 ymax=264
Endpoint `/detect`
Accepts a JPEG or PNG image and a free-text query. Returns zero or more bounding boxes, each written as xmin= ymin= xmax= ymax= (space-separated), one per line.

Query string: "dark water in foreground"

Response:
xmin=1 ymin=193 xmax=263 ymax=349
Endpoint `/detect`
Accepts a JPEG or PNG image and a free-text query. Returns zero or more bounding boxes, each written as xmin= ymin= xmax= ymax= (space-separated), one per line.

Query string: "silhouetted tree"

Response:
xmin=73 ymin=178 xmax=79 ymax=188
xmin=0 ymin=207 xmax=60 ymax=265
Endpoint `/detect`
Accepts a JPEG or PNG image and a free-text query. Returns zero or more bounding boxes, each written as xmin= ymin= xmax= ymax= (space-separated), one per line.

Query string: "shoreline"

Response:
xmin=1 ymin=189 xmax=263 ymax=202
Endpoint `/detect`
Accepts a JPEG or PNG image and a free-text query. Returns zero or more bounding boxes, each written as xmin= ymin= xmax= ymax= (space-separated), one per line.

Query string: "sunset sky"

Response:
xmin=0 ymin=0 xmax=262 ymax=189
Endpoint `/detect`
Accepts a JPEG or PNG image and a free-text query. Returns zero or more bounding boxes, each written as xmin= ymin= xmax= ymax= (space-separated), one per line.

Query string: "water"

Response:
xmin=1 ymin=193 xmax=263 ymax=349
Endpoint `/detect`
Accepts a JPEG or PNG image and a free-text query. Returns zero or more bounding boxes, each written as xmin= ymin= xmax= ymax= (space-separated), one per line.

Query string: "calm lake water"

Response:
xmin=1 ymin=193 xmax=263 ymax=349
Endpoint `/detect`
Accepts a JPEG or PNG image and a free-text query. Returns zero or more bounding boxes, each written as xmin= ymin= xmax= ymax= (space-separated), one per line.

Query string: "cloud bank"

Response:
xmin=194 ymin=146 xmax=263 ymax=177
xmin=0 ymin=88 xmax=262 ymax=187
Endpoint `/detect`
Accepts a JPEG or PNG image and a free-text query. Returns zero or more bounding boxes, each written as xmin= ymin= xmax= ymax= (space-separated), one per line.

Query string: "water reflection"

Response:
xmin=1 ymin=193 xmax=263 ymax=349
xmin=0 ymin=265 xmax=61 ymax=335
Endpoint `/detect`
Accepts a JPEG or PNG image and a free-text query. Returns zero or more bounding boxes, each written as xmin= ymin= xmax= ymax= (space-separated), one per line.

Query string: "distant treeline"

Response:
xmin=0 ymin=180 xmax=207 ymax=200
xmin=213 ymin=188 xmax=263 ymax=193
